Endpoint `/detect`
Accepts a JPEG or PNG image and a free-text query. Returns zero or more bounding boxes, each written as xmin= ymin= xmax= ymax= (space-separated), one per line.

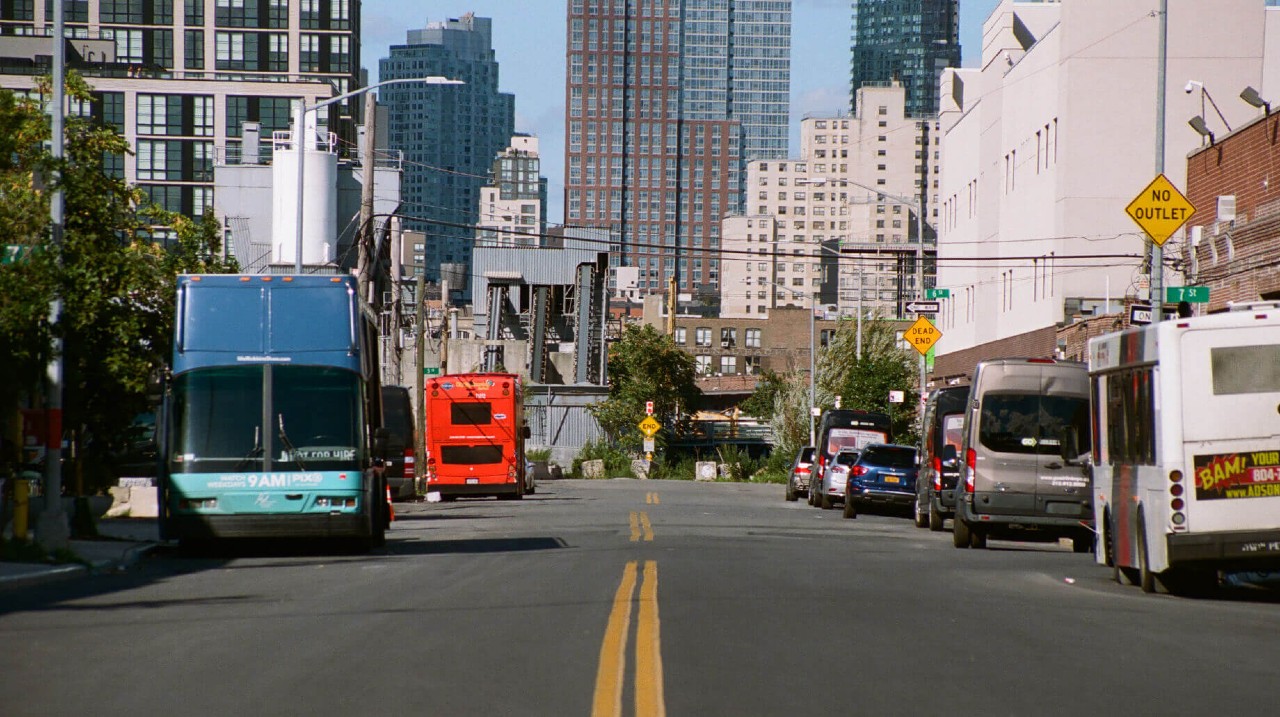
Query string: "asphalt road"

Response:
xmin=4 ymin=479 xmax=1280 ymax=716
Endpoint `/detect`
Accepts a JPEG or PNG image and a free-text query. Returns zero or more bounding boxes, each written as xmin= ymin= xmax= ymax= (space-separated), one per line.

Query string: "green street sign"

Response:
xmin=925 ymin=288 xmax=950 ymax=300
xmin=2 ymin=245 xmax=38 ymax=265
xmin=1166 ymin=286 xmax=1209 ymax=304
xmin=423 ymin=367 xmax=441 ymax=376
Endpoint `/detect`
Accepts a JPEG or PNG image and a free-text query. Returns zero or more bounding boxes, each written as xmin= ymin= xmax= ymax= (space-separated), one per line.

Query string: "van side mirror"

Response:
xmin=941 ymin=444 xmax=958 ymax=466
xmin=1061 ymin=427 xmax=1080 ymax=464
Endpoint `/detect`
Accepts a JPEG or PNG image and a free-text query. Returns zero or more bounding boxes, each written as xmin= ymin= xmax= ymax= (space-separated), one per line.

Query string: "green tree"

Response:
xmin=816 ymin=314 xmax=920 ymax=445
xmin=738 ymin=369 xmax=786 ymax=420
xmin=592 ymin=324 xmax=700 ymax=449
xmin=0 ymin=76 xmax=236 ymax=491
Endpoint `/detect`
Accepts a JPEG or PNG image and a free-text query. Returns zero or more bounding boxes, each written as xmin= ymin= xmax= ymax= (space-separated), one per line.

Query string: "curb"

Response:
xmin=0 ymin=542 xmax=160 ymax=593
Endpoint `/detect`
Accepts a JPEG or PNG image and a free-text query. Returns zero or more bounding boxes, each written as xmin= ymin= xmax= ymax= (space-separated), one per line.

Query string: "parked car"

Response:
xmin=785 ymin=446 xmax=815 ymax=502
xmin=813 ymin=448 xmax=860 ymax=509
xmin=914 ymin=386 xmax=969 ymax=531
xmin=843 ymin=444 xmax=919 ymax=519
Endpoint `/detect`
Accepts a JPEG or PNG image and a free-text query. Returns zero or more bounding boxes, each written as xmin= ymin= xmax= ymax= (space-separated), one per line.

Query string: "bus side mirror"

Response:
xmin=522 ymin=426 xmax=531 ymax=439
xmin=372 ymin=427 xmax=390 ymax=456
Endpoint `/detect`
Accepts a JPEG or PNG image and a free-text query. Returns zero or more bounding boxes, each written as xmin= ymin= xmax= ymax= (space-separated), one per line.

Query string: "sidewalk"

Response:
xmin=0 ymin=518 xmax=160 ymax=592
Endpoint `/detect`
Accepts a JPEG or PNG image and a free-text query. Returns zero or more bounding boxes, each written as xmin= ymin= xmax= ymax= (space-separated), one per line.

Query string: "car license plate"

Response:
xmin=884 ymin=475 xmax=901 ymax=484
xmin=466 ymin=478 xmax=479 ymax=485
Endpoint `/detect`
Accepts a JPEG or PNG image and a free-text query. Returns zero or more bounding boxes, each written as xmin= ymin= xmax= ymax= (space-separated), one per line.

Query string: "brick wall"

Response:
xmin=1185 ymin=112 xmax=1280 ymax=311
xmin=931 ymin=325 xmax=1057 ymax=382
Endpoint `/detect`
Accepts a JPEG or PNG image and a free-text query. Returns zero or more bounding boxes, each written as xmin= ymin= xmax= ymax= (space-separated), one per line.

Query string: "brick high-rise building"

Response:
xmin=565 ymin=0 xmax=791 ymax=298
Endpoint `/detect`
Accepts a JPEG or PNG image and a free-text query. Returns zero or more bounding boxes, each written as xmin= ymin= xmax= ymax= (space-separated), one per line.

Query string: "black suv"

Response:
xmin=913 ymin=386 xmax=968 ymax=531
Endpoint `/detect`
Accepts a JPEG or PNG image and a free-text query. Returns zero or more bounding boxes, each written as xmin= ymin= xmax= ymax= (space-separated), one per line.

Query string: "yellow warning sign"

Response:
xmin=1125 ymin=174 xmax=1196 ymax=247
xmin=638 ymin=416 xmax=661 ymax=437
xmin=906 ymin=316 xmax=941 ymax=356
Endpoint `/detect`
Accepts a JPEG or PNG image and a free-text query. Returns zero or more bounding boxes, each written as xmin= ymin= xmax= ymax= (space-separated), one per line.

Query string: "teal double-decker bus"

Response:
xmin=159 ymin=274 xmax=389 ymax=548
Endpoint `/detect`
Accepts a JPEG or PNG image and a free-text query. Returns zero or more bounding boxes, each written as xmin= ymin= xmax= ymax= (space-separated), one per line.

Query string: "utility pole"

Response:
xmin=37 ymin=0 xmax=70 ymax=550
xmin=666 ymin=275 xmax=676 ymax=336
xmin=1151 ymin=0 xmax=1169 ymax=314
xmin=413 ymin=271 xmax=426 ymax=490
xmin=357 ymin=91 xmax=376 ymax=306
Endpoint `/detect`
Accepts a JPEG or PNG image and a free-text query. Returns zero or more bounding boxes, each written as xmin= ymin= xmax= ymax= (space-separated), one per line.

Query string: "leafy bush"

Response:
xmin=715 ymin=444 xmax=761 ymax=482
xmin=525 ymin=448 xmax=552 ymax=462
xmin=572 ymin=439 xmax=634 ymax=478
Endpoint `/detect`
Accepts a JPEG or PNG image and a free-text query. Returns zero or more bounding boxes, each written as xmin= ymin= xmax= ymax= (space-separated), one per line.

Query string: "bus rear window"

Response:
xmin=451 ymin=403 xmax=492 ymax=425
xmin=440 ymin=445 xmax=503 ymax=464
xmin=1212 ymin=345 xmax=1280 ymax=395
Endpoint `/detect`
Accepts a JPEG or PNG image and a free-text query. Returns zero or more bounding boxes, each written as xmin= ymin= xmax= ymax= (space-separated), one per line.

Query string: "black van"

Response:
xmin=913 ymin=386 xmax=969 ymax=531
xmin=380 ymin=385 xmax=417 ymax=500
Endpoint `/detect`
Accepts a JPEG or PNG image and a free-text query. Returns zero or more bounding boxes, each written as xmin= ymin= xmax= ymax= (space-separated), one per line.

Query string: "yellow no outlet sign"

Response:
xmin=1125 ymin=174 xmax=1196 ymax=247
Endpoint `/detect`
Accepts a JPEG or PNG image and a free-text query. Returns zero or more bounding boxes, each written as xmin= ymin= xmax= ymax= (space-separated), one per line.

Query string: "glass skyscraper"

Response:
xmin=850 ymin=0 xmax=960 ymax=117
xmin=379 ymin=14 xmax=515 ymax=283
xmin=565 ymin=0 xmax=791 ymax=296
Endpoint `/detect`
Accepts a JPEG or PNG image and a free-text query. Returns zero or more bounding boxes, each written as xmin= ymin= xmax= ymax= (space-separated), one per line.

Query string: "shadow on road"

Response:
xmin=386 ymin=536 xmax=568 ymax=555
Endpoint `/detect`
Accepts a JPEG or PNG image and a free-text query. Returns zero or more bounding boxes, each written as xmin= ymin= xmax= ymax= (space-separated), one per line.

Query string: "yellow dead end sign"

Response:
xmin=1125 ymin=174 xmax=1196 ymax=247
xmin=638 ymin=416 xmax=661 ymax=437
xmin=906 ymin=316 xmax=941 ymax=356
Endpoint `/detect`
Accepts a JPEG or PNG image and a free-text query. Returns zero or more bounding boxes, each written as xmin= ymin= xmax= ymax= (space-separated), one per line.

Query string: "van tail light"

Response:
xmin=964 ymin=448 xmax=976 ymax=493
xmin=932 ymin=456 xmax=942 ymax=491
xmin=425 ymin=456 xmax=437 ymax=482
xmin=404 ymin=447 xmax=414 ymax=468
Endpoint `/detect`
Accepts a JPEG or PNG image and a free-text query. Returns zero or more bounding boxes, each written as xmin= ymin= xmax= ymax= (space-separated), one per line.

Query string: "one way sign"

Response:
xmin=906 ymin=300 xmax=940 ymax=314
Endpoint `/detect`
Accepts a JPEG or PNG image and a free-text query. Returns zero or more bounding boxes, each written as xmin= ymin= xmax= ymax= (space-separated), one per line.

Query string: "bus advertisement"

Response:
xmin=423 ymin=373 xmax=530 ymax=501
xmin=159 ymin=275 xmax=390 ymax=548
xmin=1089 ymin=301 xmax=1280 ymax=595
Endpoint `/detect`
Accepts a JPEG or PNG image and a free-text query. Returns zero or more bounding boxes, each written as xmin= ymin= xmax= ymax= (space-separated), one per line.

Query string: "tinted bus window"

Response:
xmin=980 ymin=394 xmax=1090 ymax=455
xmin=1212 ymin=345 xmax=1280 ymax=395
xmin=451 ymin=403 xmax=492 ymax=425
xmin=441 ymin=444 xmax=504 ymax=464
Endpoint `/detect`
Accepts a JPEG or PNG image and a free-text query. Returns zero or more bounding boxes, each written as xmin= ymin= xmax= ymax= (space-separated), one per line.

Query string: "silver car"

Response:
xmin=813 ymin=448 xmax=859 ymax=509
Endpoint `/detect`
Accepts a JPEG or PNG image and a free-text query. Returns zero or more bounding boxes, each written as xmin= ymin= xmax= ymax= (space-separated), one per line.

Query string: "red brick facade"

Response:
xmin=1185 ymin=111 xmax=1280 ymax=311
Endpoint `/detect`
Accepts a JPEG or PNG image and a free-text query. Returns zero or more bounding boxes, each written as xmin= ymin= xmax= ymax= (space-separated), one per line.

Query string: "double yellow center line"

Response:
xmin=629 ymin=511 xmax=654 ymax=542
xmin=592 ymin=560 xmax=666 ymax=717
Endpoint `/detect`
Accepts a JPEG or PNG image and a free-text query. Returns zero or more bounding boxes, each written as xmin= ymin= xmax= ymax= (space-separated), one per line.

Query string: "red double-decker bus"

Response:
xmin=423 ymin=373 xmax=529 ymax=500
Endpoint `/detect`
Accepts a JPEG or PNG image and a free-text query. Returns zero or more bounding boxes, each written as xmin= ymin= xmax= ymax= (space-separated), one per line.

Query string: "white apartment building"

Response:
xmin=721 ymin=82 xmax=941 ymax=319
xmin=934 ymin=0 xmax=1278 ymax=373
xmin=476 ymin=135 xmax=546 ymax=248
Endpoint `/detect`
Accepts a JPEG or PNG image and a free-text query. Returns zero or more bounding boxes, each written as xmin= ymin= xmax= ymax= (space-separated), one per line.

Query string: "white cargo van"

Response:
xmin=953 ymin=358 xmax=1093 ymax=551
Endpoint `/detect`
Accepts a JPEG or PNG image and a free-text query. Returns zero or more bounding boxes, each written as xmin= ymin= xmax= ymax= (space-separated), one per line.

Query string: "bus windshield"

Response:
xmin=979 ymin=393 xmax=1090 ymax=456
xmin=169 ymin=365 xmax=364 ymax=473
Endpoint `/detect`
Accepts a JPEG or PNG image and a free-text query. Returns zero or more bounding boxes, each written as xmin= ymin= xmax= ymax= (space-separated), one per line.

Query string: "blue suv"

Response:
xmin=843 ymin=444 xmax=919 ymax=519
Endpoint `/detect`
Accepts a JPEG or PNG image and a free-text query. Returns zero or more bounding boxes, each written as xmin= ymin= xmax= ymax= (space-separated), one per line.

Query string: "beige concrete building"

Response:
xmin=721 ymin=81 xmax=940 ymax=320
xmin=934 ymin=0 xmax=1279 ymax=378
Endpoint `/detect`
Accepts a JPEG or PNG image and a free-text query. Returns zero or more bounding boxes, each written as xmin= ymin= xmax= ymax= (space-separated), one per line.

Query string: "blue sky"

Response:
xmin=362 ymin=0 xmax=1001 ymax=223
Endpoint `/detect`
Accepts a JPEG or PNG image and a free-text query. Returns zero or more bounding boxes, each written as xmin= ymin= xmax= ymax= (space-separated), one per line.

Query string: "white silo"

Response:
xmin=272 ymin=106 xmax=338 ymax=267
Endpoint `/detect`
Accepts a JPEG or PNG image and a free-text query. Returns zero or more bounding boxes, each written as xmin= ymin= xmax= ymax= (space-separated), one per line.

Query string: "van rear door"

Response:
xmin=1031 ymin=391 xmax=1092 ymax=518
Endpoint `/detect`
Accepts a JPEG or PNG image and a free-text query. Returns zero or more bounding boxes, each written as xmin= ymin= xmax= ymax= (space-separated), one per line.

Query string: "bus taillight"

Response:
xmin=1170 ymin=470 xmax=1186 ymax=526
xmin=964 ymin=448 xmax=976 ymax=493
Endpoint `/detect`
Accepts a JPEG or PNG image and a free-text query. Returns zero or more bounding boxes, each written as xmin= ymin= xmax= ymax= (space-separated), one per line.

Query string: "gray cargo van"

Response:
xmin=952 ymin=358 xmax=1093 ymax=551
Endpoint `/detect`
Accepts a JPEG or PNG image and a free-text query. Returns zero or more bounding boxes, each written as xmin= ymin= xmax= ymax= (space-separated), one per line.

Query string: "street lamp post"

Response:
xmin=291 ymin=77 xmax=462 ymax=273
xmin=841 ymin=180 xmax=929 ymax=415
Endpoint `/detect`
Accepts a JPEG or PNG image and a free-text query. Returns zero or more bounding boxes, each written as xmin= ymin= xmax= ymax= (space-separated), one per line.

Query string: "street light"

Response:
xmin=291 ymin=77 xmax=463 ymax=273
xmin=840 ymin=179 xmax=929 ymax=415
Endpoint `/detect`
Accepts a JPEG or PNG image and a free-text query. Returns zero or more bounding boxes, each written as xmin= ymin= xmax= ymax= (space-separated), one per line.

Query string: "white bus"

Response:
xmin=1088 ymin=301 xmax=1280 ymax=595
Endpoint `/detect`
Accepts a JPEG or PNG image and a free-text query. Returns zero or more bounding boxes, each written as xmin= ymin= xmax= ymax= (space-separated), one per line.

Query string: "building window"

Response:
xmin=695 ymin=355 xmax=712 ymax=374
xmin=745 ymin=328 xmax=761 ymax=348
xmin=720 ymin=355 xmax=737 ymax=375
xmin=673 ymin=327 xmax=687 ymax=345
xmin=720 ymin=327 xmax=736 ymax=348
xmin=695 ymin=327 xmax=711 ymax=347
